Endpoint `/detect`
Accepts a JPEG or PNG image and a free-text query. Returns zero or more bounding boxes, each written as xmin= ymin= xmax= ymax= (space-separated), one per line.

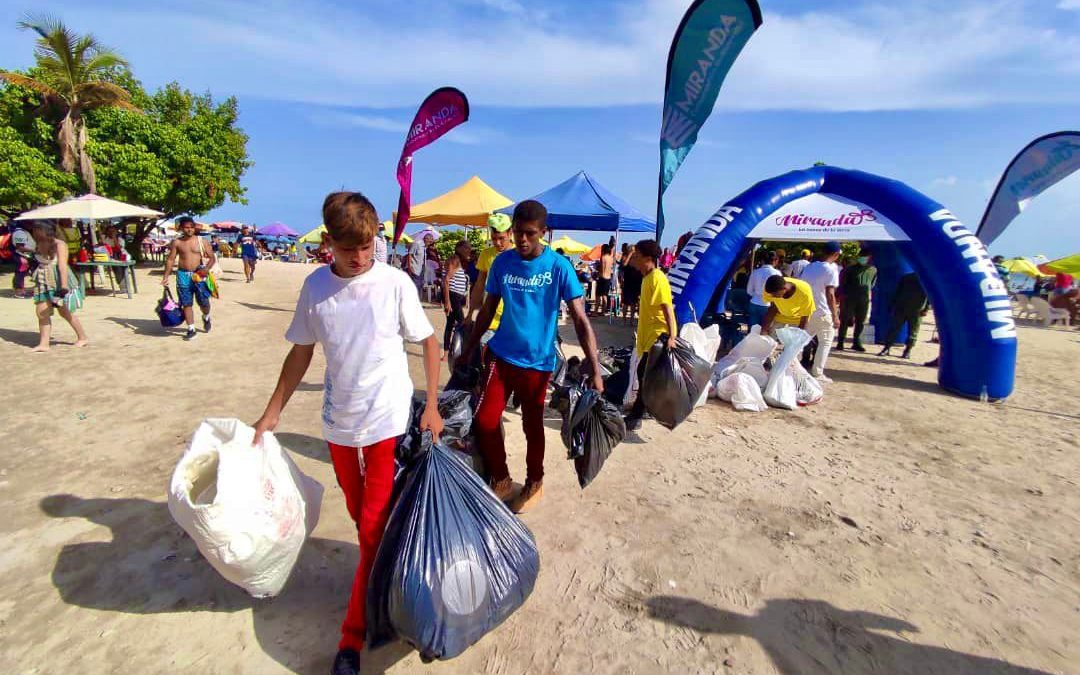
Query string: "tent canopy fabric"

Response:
xmin=258 ymin=222 xmax=298 ymax=237
xmin=581 ymin=244 xmax=603 ymax=261
xmin=497 ymin=170 xmax=654 ymax=233
xmin=405 ymin=176 xmax=513 ymax=227
xmin=1043 ymin=253 xmax=1080 ymax=275
xmin=1002 ymin=257 xmax=1050 ymax=277
xmin=16 ymin=194 xmax=163 ymax=221
xmin=549 ymin=235 xmax=591 ymax=255
xmin=299 ymin=225 xmax=327 ymax=243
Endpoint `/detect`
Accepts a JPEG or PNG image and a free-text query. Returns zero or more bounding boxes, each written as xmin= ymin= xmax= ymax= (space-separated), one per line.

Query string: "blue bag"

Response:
xmin=156 ymin=288 xmax=184 ymax=327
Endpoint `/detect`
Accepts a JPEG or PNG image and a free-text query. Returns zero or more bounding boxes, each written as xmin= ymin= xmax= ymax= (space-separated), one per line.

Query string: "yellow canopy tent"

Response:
xmin=1044 ymin=253 xmax=1080 ymax=275
xmin=299 ymin=224 xmax=327 ymax=243
xmin=1002 ymin=257 xmax=1050 ymax=277
xmin=402 ymin=176 xmax=513 ymax=226
xmin=383 ymin=221 xmax=414 ymax=245
xmin=550 ymin=235 xmax=591 ymax=255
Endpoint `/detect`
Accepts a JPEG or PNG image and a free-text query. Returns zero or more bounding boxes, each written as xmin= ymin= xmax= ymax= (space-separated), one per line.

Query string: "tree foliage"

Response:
xmin=433 ymin=228 xmax=489 ymax=260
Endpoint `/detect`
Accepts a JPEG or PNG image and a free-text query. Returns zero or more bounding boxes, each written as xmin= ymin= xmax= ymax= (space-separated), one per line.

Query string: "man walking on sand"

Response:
xmin=407 ymin=232 xmax=433 ymax=296
xmin=468 ymin=213 xmax=514 ymax=342
xmin=162 ymin=216 xmax=216 ymax=340
xmin=459 ymin=200 xmax=603 ymax=514
xmin=236 ymin=225 xmax=258 ymax=283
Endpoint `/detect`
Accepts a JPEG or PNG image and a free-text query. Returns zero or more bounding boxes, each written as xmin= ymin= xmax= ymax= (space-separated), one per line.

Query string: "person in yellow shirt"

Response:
xmin=761 ymin=275 xmax=815 ymax=333
xmin=624 ymin=239 xmax=677 ymax=432
xmin=468 ymin=212 xmax=514 ymax=338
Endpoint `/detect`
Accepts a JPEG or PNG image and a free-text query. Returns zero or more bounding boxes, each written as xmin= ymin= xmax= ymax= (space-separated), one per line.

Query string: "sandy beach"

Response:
xmin=0 ymin=257 xmax=1076 ymax=675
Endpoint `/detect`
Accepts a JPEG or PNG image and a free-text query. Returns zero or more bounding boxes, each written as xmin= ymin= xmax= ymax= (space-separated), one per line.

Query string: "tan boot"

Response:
xmin=510 ymin=480 xmax=543 ymax=514
xmin=489 ymin=477 xmax=514 ymax=503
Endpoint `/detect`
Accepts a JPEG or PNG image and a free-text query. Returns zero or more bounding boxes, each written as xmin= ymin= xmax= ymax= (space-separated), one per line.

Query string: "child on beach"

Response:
xmin=28 ymin=222 xmax=88 ymax=352
xmin=622 ymin=239 xmax=676 ymax=432
xmin=251 ymin=191 xmax=443 ymax=675
xmin=459 ymin=199 xmax=602 ymax=514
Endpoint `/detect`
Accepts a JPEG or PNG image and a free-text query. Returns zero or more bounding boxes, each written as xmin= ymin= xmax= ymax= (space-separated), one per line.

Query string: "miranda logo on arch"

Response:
xmin=748 ymin=193 xmax=910 ymax=242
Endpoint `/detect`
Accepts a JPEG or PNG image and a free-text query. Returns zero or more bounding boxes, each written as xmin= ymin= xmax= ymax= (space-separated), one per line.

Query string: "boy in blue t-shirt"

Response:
xmin=459 ymin=200 xmax=603 ymax=513
xmin=236 ymin=225 xmax=258 ymax=282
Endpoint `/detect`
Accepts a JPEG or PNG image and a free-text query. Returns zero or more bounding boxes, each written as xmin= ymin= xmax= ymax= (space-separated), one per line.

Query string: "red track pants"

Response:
xmin=474 ymin=357 xmax=552 ymax=483
xmin=328 ymin=437 xmax=397 ymax=651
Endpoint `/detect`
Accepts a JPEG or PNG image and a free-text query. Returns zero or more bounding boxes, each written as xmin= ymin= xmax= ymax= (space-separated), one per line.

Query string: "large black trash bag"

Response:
xmin=558 ymin=385 xmax=626 ymax=488
xmin=640 ymin=335 xmax=712 ymax=429
xmin=400 ymin=390 xmax=474 ymax=462
xmin=367 ymin=433 xmax=540 ymax=661
xmin=446 ymin=319 xmax=474 ymax=373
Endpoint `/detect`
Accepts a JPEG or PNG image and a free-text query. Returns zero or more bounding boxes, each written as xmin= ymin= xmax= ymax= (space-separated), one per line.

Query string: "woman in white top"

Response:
xmin=442 ymin=239 xmax=473 ymax=359
xmin=29 ymin=222 xmax=88 ymax=352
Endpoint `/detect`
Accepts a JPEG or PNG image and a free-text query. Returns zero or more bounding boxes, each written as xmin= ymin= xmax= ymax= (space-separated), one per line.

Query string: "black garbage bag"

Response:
xmin=640 ymin=335 xmax=712 ymax=429
xmin=367 ymin=433 xmax=540 ymax=661
xmin=400 ymin=390 xmax=474 ymax=462
xmin=602 ymin=361 xmax=631 ymax=407
xmin=558 ymin=385 xmax=625 ymax=488
xmin=447 ymin=320 xmax=474 ymax=373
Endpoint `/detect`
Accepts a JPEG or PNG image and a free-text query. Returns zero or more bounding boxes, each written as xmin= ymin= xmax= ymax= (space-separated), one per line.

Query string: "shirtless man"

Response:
xmin=162 ymin=216 xmax=216 ymax=340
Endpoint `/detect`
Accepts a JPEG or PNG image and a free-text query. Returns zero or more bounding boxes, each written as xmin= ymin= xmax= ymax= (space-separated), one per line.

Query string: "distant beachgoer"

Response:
xmin=236 ymin=225 xmax=258 ymax=282
xmin=660 ymin=247 xmax=676 ymax=271
xmin=460 ymin=200 xmax=602 ymax=514
xmin=407 ymin=232 xmax=432 ymax=295
xmin=786 ymin=249 xmax=813 ymax=278
xmin=878 ymin=272 xmax=929 ymax=359
xmin=836 ymin=253 xmax=877 ymax=352
xmin=799 ymin=242 xmax=842 ymax=382
xmin=675 ymin=231 xmax=693 ymax=257
xmin=468 ymin=213 xmax=514 ymax=342
xmin=621 ymin=245 xmax=643 ymax=322
xmin=761 ymin=275 xmax=815 ymax=334
xmin=373 ymin=232 xmax=387 ymax=264
xmin=12 ymin=227 xmax=35 ymax=298
xmin=992 ymin=255 xmax=1010 ymax=290
xmin=596 ymin=244 xmax=614 ymax=315
xmin=746 ymin=251 xmax=781 ymax=327
xmin=28 ymin=222 xmax=88 ymax=352
xmin=623 ymin=239 xmax=677 ymax=432
xmin=443 ymin=239 xmax=473 ymax=359
xmin=252 ymin=191 xmax=443 ymax=675
xmin=210 ymin=234 xmax=221 ymax=254
xmin=162 ymin=216 xmax=216 ymax=340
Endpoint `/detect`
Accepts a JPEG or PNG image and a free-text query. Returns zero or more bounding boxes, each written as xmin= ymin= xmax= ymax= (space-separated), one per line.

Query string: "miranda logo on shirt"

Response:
xmin=501 ymin=270 xmax=553 ymax=292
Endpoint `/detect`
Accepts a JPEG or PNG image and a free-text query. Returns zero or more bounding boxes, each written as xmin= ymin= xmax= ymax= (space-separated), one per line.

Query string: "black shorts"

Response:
xmin=596 ymin=278 xmax=612 ymax=297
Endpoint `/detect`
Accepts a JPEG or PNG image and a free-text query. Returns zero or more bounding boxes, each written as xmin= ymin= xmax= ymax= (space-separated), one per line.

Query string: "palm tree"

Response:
xmin=0 ymin=15 xmax=138 ymax=193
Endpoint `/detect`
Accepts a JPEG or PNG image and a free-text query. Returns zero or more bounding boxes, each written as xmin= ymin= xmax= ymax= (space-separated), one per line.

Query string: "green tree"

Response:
xmin=0 ymin=126 xmax=77 ymax=217
xmin=433 ymin=228 xmax=488 ymax=260
xmin=0 ymin=15 xmax=138 ymax=192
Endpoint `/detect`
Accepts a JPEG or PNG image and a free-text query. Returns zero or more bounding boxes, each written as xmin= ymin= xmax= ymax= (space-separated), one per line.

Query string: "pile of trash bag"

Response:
xmin=679 ymin=323 xmax=723 ymax=407
xmin=557 ymin=384 xmax=626 ymax=488
xmin=763 ymin=326 xmax=823 ymax=409
xmin=366 ymin=432 xmax=540 ymax=661
xmin=401 ymin=389 xmax=484 ymax=477
xmin=639 ymin=335 xmax=712 ymax=429
xmin=715 ymin=371 xmax=768 ymax=412
xmin=168 ymin=418 xmax=324 ymax=598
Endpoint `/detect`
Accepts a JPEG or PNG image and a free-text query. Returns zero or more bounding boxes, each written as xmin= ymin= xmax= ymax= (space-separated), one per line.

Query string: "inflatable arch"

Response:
xmin=668 ymin=166 xmax=1017 ymax=399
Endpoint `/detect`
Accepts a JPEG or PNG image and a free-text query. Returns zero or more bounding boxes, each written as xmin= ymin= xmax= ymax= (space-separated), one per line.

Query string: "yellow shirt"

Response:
xmin=637 ymin=268 xmax=676 ymax=354
xmin=477 ymin=245 xmax=507 ymax=331
xmin=762 ymin=277 xmax=816 ymax=325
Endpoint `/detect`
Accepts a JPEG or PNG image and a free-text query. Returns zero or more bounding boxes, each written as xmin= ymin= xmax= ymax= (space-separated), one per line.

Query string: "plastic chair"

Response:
xmin=1012 ymin=294 xmax=1037 ymax=320
xmin=1028 ymin=296 xmax=1070 ymax=327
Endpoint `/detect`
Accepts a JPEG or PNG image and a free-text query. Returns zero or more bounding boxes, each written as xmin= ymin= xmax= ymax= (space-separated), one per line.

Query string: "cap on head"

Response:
xmin=824 ymin=241 xmax=842 ymax=255
xmin=801 ymin=248 xmax=812 ymax=258
xmin=487 ymin=213 xmax=512 ymax=233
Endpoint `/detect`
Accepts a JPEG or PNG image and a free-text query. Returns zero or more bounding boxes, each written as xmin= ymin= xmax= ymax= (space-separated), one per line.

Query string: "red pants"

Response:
xmin=474 ymin=357 xmax=552 ymax=483
xmin=328 ymin=437 xmax=397 ymax=651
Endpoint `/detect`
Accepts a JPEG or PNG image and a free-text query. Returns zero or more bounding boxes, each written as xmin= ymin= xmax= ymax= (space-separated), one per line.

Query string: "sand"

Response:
xmin=0 ymin=257 xmax=1076 ymax=675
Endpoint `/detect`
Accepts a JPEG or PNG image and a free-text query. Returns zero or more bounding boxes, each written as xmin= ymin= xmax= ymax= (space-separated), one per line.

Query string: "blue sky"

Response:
xmin=2 ymin=0 xmax=1079 ymax=256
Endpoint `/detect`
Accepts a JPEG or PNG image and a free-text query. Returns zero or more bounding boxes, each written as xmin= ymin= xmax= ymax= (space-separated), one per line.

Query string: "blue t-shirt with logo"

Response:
xmin=486 ymin=246 xmax=583 ymax=371
xmin=237 ymin=233 xmax=257 ymax=258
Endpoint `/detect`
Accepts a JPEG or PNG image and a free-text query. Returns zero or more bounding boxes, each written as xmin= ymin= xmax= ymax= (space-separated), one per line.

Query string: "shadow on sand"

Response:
xmin=40 ymin=494 xmax=411 ymax=674
xmin=645 ymin=595 xmax=1050 ymax=675
xmin=275 ymin=431 xmax=331 ymax=463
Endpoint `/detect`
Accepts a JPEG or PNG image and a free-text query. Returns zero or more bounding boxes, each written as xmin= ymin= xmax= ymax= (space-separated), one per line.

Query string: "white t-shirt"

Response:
xmin=801 ymin=261 xmax=840 ymax=318
xmin=285 ymin=262 xmax=434 ymax=447
xmin=747 ymin=264 xmax=781 ymax=306
xmin=408 ymin=240 xmax=426 ymax=276
xmin=374 ymin=236 xmax=388 ymax=264
xmin=787 ymin=259 xmax=811 ymax=278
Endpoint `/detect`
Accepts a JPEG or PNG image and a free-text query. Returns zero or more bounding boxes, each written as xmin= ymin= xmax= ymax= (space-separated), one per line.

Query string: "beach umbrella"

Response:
xmin=212 ymin=221 xmax=244 ymax=232
xmin=1002 ymin=257 xmax=1050 ymax=277
xmin=581 ymin=244 xmax=603 ymax=261
xmin=1041 ymin=253 xmax=1080 ymax=275
xmin=550 ymin=235 xmax=591 ymax=255
xmin=258 ymin=222 xmax=298 ymax=237
xmin=16 ymin=193 xmax=163 ymax=221
xmin=299 ymin=224 xmax=327 ymax=243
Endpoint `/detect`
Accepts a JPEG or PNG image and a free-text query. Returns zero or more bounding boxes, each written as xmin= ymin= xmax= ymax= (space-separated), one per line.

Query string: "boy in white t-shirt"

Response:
xmin=252 ymin=191 xmax=443 ymax=675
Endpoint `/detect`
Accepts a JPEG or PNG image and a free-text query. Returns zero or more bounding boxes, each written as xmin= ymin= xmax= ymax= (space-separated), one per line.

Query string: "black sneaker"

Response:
xmin=624 ymin=416 xmax=642 ymax=432
xmin=184 ymin=328 xmax=197 ymax=341
xmin=330 ymin=648 xmax=360 ymax=675
xmin=203 ymin=315 xmax=212 ymax=332
xmin=852 ymin=342 xmax=866 ymax=352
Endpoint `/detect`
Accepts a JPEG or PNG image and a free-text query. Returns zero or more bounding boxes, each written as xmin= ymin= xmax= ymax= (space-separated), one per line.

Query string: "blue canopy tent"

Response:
xmin=497 ymin=171 xmax=655 ymax=233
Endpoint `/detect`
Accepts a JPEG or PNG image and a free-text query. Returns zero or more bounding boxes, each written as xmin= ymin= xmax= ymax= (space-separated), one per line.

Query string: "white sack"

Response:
xmin=168 ymin=418 xmax=324 ymax=598
xmin=716 ymin=373 xmax=769 ymax=412
xmin=764 ymin=327 xmax=812 ymax=410
xmin=679 ymin=323 xmax=714 ymax=408
xmin=712 ymin=357 xmax=769 ymax=394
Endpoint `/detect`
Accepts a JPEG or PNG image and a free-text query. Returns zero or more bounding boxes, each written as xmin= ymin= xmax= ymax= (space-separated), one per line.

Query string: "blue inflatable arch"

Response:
xmin=668 ymin=166 xmax=1017 ymax=399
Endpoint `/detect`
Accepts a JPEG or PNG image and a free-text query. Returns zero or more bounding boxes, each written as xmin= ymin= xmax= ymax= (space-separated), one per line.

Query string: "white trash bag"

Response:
xmin=680 ymin=323 xmax=718 ymax=408
xmin=791 ymin=361 xmax=824 ymax=406
xmin=764 ymin=326 xmax=812 ymax=410
xmin=168 ymin=418 xmax=324 ymax=598
xmin=712 ymin=357 xmax=769 ymax=394
xmin=716 ymin=373 xmax=768 ymax=412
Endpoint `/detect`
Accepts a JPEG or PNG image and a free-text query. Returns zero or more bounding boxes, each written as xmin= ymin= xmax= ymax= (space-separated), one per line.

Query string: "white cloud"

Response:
xmin=1058 ymin=1 xmax=1080 ymax=10
xmin=16 ymin=0 xmax=1080 ymax=111
xmin=932 ymin=176 xmax=959 ymax=187
xmin=307 ymin=109 xmax=498 ymax=144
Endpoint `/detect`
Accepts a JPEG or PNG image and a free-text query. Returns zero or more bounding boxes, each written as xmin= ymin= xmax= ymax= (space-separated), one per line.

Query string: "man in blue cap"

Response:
xmin=800 ymin=242 xmax=843 ymax=382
